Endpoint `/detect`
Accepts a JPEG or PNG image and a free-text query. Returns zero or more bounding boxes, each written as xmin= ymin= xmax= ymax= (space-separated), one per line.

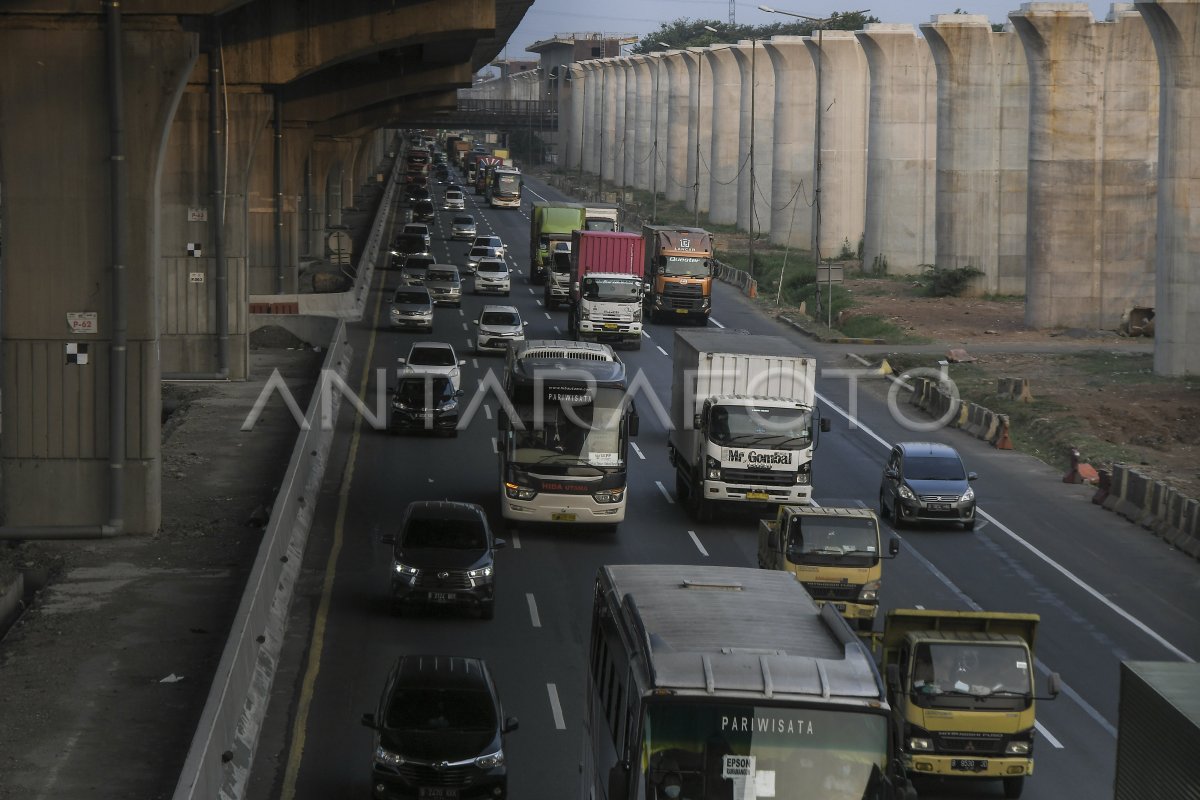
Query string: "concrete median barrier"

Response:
xmin=1114 ymin=469 xmax=1148 ymax=522
xmin=1103 ymin=465 xmax=1128 ymax=512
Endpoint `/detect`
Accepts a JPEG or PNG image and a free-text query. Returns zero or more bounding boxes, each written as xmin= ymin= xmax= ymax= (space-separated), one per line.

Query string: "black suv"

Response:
xmin=381 ymin=501 xmax=505 ymax=618
xmin=390 ymin=375 xmax=463 ymax=436
xmin=879 ymin=442 xmax=978 ymax=530
xmin=413 ymin=198 xmax=436 ymax=222
xmin=361 ymin=655 xmax=518 ymax=800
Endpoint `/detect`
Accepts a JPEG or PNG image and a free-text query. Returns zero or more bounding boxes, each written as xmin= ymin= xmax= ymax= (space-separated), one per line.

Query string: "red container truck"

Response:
xmin=567 ymin=231 xmax=646 ymax=350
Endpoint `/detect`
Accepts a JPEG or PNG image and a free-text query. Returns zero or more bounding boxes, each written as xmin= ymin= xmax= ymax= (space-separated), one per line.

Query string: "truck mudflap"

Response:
xmin=904 ymin=753 xmax=1033 ymax=781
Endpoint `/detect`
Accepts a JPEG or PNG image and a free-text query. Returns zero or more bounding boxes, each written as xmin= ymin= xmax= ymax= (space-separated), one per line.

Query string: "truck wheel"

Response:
xmin=690 ymin=482 xmax=714 ymax=522
xmin=675 ymin=472 xmax=689 ymax=502
xmin=856 ymin=617 xmax=875 ymax=633
xmin=1003 ymin=776 xmax=1025 ymax=799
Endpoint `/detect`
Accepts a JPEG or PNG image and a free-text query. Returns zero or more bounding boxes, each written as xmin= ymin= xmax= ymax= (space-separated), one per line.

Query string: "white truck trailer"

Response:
xmin=668 ymin=329 xmax=828 ymax=521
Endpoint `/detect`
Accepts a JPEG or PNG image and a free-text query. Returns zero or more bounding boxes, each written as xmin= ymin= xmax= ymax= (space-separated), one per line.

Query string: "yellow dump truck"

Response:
xmin=880 ymin=610 xmax=1060 ymax=799
xmin=757 ymin=505 xmax=899 ymax=631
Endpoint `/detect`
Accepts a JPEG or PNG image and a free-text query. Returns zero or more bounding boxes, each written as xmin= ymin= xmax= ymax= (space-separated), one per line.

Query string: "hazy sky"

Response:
xmin=505 ymin=0 xmax=1121 ymax=55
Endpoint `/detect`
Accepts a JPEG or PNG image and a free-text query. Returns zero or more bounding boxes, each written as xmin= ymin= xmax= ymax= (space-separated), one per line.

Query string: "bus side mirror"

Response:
xmin=607 ymin=762 xmax=630 ymax=800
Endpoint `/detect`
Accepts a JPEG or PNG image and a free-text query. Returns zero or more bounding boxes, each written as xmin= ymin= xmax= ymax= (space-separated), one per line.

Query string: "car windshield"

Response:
xmin=392 ymin=290 xmax=427 ymax=305
xmin=405 ymin=258 xmax=433 ymax=271
xmin=394 ymin=235 xmax=424 ymax=252
xmin=386 ymin=689 xmax=497 ymax=732
xmin=904 ymin=455 xmax=966 ymax=481
xmin=404 ymin=225 xmax=427 ymax=235
xmin=478 ymin=261 xmax=508 ymax=275
xmin=401 ymin=516 xmax=487 ymax=549
xmin=394 ymin=377 xmax=453 ymax=405
xmin=426 ymin=270 xmax=457 ymax=282
xmin=453 ymin=216 xmax=474 ymax=225
xmin=470 ymin=248 xmax=494 ymax=258
xmin=408 ymin=347 xmax=456 ymax=366
xmin=481 ymin=311 xmax=519 ymax=326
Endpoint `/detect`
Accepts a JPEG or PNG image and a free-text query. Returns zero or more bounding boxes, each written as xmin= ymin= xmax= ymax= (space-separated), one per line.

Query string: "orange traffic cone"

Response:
xmin=993 ymin=415 xmax=1013 ymax=450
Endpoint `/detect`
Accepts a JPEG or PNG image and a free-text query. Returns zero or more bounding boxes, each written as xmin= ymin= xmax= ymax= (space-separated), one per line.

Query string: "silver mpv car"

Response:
xmin=423 ymin=264 xmax=462 ymax=308
xmin=388 ymin=286 xmax=434 ymax=331
xmin=474 ymin=305 xmax=526 ymax=354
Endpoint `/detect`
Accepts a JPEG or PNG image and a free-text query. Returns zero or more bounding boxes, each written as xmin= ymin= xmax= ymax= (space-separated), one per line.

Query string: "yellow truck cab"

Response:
xmin=757 ymin=505 xmax=899 ymax=631
xmin=880 ymin=610 xmax=1061 ymax=799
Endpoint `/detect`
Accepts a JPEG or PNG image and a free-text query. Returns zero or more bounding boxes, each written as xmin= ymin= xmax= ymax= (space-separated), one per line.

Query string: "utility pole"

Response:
xmin=748 ymin=37 xmax=756 ymax=279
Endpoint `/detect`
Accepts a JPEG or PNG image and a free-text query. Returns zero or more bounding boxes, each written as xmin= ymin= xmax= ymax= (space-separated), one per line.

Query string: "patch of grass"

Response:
xmin=838 ymin=315 xmax=905 ymax=341
xmin=1048 ymin=351 xmax=1165 ymax=385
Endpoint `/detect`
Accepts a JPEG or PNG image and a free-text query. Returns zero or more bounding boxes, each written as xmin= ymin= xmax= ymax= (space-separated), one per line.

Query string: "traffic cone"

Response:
xmin=993 ymin=415 xmax=1013 ymax=450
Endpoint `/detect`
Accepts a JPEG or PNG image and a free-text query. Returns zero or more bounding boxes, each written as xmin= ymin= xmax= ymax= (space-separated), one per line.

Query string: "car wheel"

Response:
xmin=962 ymin=516 xmax=977 ymax=532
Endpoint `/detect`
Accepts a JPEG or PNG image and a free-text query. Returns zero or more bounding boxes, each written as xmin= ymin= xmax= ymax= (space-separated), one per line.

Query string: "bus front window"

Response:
xmin=643 ymin=702 xmax=889 ymax=800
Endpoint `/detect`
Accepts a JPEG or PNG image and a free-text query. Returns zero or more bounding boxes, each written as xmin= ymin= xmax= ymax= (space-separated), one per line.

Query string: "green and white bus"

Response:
xmin=583 ymin=564 xmax=911 ymax=800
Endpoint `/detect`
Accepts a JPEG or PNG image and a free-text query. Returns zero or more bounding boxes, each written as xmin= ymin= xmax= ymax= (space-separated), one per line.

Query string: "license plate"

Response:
xmin=419 ymin=789 xmax=459 ymax=799
xmin=951 ymin=759 xmax=988 ymax=772
xmin=428 ymin=592 xmax=457 ymax=602
xmin=928 ymin=502 xmax=951 ymax=510
xmin=603 ymin=323 xmax=619 ymax=330
xmin=551 ymin=512 xmax=576 ymax=522
xmin=746 ymin=491 xmax=769 ymax=501
xmin=675 ymin=308 xmax=688 ymax=314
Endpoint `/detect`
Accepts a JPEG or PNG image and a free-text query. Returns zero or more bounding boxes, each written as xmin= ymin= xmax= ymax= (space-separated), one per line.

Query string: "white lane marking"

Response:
xmin=536 ymin=299 xmax=544 ymax=307
xmin=458 ymin=308 xmax=465 ymax=317
xmin=544 ymin=312 xmax=552 ymax=320
xmin=526 ymin=186 xmax=549 ymax=203
xmin=815 ymin=388 xmax=1195 ymax=665
xmin=554 ymin=325 xmax=561 ymax=335
xmin=462 ymin=322 xmax=469 ymax=331
xmin=484 ymin=404 xmax=493 ymax=420
xmin=688 ymin=530 xmax=710 ymax=557
xmin=546 ymin=683 xmax=566 ymax=730
xmin=491 ymin=437 xmax=498 ymax=454
xmin=472 ymin=358 xmax=479 ymax=369
xmin=642 ymin=330 xmax=651 ymax=339
xmin=511 ymin=532 xmax=521 ymax=549
xmin=630 ymin=442 xmax=645 ymax=460
xmin=656 ymin=345 xmax=668 ymax=356
xmin=466 ymin=338 xmax=473 ymax=349
xmin=526 ymin=593 xmax=542 ymax=628
xmin=710 ymin=317 xmax=726 ymax=329
xmin=655 ymin=481 xmax=674 ymax=504
xmin=528 ymin=287 xmax=535 ymax=294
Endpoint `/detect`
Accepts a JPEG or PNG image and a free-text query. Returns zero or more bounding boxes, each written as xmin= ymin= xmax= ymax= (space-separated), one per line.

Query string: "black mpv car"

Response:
xmin=879 ymin=441 xmax=978 ymax=530
xmin=390 ymin=376 xmax=462 ymax=436
xmin=362 ymin=655 xmax=518 ymax=799
xmin=381 ymin=501 xmax=505 ymax=618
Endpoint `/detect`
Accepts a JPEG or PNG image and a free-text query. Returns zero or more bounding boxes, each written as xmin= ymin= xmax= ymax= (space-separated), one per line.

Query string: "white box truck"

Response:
xmin=668 ymin=329 xmax=828 ymax=520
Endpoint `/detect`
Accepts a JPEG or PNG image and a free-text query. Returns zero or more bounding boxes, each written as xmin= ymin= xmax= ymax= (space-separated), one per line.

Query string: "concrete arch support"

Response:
xmin=563 ymin=65 xmax=583 ymax=170
xmin=581 ymin=63 xmax=599 ymax=176
xmin=806 ymin=31 xmax=869 ymax=260
xmin=649 ymin=54 xmax=670 ymax=203
xmin=601 ymin=62 xmax=620 ymax=183
xmin=764 ymin=37 xmax=817 ymax=249
xmin=632 ymin=57 xmax=654 ymax=191
xmin=663 ymin=52 xmax=692 ymax=203
xmin=1012 ymin=4 xmax=1159 ymax=330
xmin=857 ymin=24 xmax=937 ymax=275
xmin=922 ymin=15 xmax=1029 ymax=294
xmin=734 ymin=41 xmax=776 ymax=237
xmin=706 ymin=45 xmax=742 ymax=226
xmin=687 ymin=48 xmax=715 ymax=217
xmin=1136 ymin=0 xmax=1200 ymax=375
xmin=622 ymin=59 xmax=639 ymax=188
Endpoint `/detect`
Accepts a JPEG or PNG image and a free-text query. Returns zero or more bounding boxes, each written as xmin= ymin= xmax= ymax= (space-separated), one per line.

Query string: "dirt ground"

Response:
xmin=819 ymin=277 xmax=1200 ymax=501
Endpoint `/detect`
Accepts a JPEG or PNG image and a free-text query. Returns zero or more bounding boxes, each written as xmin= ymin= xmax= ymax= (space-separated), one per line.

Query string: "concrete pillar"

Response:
xmin=663 ymin=51 xmax=691 ymax=203
xmin=1136 ymin=0 xmax=1200 ymax=375
xmin=922 ymin=15 xmax=1030 ymax=294
xmin=633 ymin=57 xmax=654 ymax=191
xmin=806 ymin=30 xmax=869 ymax=260
xmin=856 ymin=24 xmax=937 ymax=274
xmin=0 ymin=21 xmax=197 ymax=532
xmin=764 ymin=37 xmax=816 ymax=249
xmin=649 ymin=53 xmax=670 ymax=204
xmin=563 ymin=65 xmax=581 ymax=171
xmin=733 ymin=40 xmax=775 ymax=237
xmin=160 ymin=89 xmax=272 ymax=379
xmin=1012 ymin=4 xmax=1158 ymax=329
xmin=605 ymin=60 xmax=625 ymax=191
xmin=687 ymin=48 xmax=714 ymax=217
xmin=581 ymin=63 xmax=599 ymax=176
xmin=623 ymin=58 xmax=640 ymax=188
xmin=706 ymin=44 xmax=742 ymax=225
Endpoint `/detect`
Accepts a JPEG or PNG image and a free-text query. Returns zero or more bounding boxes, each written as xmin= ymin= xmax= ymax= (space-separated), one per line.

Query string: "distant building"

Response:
xmin=489 ymin=59 xmax=539 ymax=80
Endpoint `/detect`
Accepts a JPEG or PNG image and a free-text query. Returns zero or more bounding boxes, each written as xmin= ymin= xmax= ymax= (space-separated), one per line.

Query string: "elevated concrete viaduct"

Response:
xmin=558 ymin=2 xmax=1199 ymax=375
xmin=0 ymin=0 xmax=531 ymax=533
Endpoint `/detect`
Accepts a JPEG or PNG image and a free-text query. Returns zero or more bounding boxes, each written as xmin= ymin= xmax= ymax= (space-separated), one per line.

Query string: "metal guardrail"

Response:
xmin=173 ymin=148 xmax=404 ymax=800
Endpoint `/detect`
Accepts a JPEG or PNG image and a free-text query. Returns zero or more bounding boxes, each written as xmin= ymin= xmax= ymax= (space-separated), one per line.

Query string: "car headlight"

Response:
xmin=438 ymin=397 xmax=459 ymax=411
xmin=908 ymin=737 xmax=933 ymax=752
xmin=705 ymin=456 xmax=722 ymax=481
xmin=375 ymin=746 xmax=406 ymax=767
xmin=449 ymin=367 xmax=460 ymax=380
xmin=961 ymin=486 xmax=975 ymax=503
xmin=393 ymin=562 xmax=419 ymax=576
xmin=859 ymin=580 xmax=881 ymax=602
xmin=1005 ymin=741 xmax=1030 ymax=755
xmin=475 ymin=749 xmax=504 ymax=769
xmin=796 ymin=462 xmax=811 ymax=485
xmin=390 ymin=308 xmax=400 ymax=317
xmin=593 ymin=488 xmax=625 ymax=504
xmin=505 ymin=482 xmax=537 ymax=500
xmin=898 ymin=484 xmax=915 ymax=501
xmin=466 ymin=565 xmax=493 ymax=579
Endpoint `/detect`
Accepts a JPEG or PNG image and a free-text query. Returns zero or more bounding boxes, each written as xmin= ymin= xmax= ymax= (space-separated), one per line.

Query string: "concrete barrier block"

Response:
xmin=1154 ymin=488 xmax=1183 ymax=538
xmin=1103 ymin=465 xmax=1128 ymax=512
xmin=992 ymin=414 xmax=1013 ymax=449
xmin=1138 ymin=480 xmax=1165 ymax=530
xmin=1174 ymin=499 xmax=1200 ymax=558
xmin=982 ymin=410 xmax=999 ymax=442
xmin=1114 ymin=469 xmax=1148 ymax=522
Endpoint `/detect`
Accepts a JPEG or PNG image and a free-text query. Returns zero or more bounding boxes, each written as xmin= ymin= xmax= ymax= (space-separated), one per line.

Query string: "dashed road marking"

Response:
xmin=511 ymin=532 xmax=521 ymax=549
xmin=631 ymin=443 xmax=645 ymax=460
xmin=544 ymin=312 xmax=552 ymax=320
xmin=688 ymin=530 xmax=710 ymax=557
xmin=711 ymin=318 xmax=726 ymax=329
xmin=526 ymin=593 xmax=542 ymax=628
xmin=491 ymin=437 xmax=498 ymax=453
xmin=546 ymin=683 xmax=566 ymax=730
xmin=656 ymin=345 xmax=668 ymax=356
xmin=655 ymin=481 xmax=674 ymax=504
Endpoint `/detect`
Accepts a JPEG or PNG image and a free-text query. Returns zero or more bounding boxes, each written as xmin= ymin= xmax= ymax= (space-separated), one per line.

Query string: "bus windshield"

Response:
xmin=663 ymin=255 xmax=710 ymax=277
xmin=644 ymin=701 xmax=889 ymax=800
xmin=496 ymin=174 xmax=520 ymax=194
xmin=508 ymin=387 xmax=625 ymax=471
